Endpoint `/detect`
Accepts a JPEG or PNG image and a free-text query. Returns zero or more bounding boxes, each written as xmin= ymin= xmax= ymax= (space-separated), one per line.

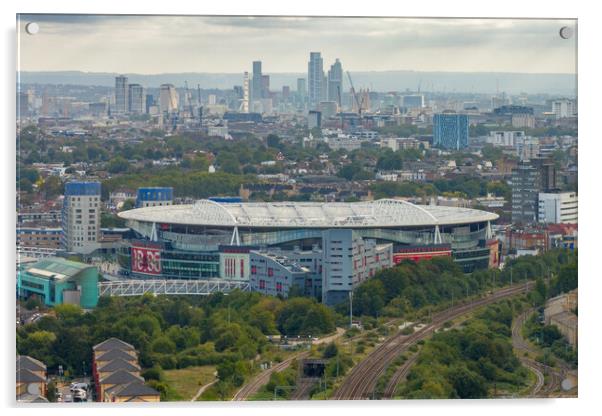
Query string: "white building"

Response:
xmin=487 ymin=131 xmax=526 ymax=147
xmin=61 ymin=182 xmax=101 ymax=254
xmin=552 ymin=99 xmax=577 ymax=119
xmin=538 ymin=192 xmax=578 ymax=224
xmin=159 ymin=84 xmax=179 ymax=113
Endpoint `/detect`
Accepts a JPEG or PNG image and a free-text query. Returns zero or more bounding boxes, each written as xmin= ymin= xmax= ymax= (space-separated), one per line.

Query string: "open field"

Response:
xmin=163 ymin=366 xmax=217 ymax=401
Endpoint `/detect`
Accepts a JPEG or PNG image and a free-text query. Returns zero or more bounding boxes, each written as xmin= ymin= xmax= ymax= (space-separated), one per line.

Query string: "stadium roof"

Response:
xmin=119 ymin=199 xmax=498 ymax=228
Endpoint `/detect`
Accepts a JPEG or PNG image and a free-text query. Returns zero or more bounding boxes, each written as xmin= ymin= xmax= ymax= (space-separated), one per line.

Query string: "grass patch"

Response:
xmin=163 ymin=365 xmax=217 ymax=401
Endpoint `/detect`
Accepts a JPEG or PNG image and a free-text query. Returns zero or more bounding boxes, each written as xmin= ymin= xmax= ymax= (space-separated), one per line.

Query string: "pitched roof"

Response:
xmin=95 ymin=348 xmax=138 ymax=363
xmin=109 ymin=381 xmax=160 ymax=397
xmin=16 ymin=368 xmax=46 ymax=384
xmin=17 ymin=393 xmax=49 ymax=403
xmin=93 ymin=337 xmax=135 ymax=352
xmin=16 ymin=355 xmax=46 ymax=372
xmin=97 ymin=358 xmax=141 ymax=373
xmin=99 ymin=369 xmax=144 ymax=385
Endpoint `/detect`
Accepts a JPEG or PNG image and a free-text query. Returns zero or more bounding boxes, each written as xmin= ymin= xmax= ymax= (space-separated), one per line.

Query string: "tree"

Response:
xmin=448 ymin=365 xmax=488 ymax=398
xmin=266 ymin=134 xmax=281 ymax=149
xmin=107 ymin=156 xmax=130 ymax=173
xmin=40 ymin=176 xmax=63 ymax=199
xmin=322 ymin=342 xmax=338 ymax=359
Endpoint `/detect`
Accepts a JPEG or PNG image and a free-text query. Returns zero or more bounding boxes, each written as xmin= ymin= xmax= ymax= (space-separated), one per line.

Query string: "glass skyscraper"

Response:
xmin=433 ymin=113 xmax=469 ymax=150
xmin=308 ymin=52 xmax=324 ymax=110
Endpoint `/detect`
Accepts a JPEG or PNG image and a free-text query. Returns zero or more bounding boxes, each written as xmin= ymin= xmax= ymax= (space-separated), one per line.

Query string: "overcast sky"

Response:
xmin=17 ymin=15 xmax=577 ymax=75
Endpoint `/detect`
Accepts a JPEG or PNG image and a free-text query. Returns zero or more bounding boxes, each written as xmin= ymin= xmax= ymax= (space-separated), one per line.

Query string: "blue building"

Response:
xmin=135 ymin=187 xmax=173 ymax=208
xmin=433 ymin=113 xmax=469 ymax=150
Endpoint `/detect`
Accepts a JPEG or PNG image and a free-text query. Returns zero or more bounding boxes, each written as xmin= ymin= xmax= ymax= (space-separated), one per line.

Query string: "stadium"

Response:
xmin=117 ymin=198 xmax=500 ymax=304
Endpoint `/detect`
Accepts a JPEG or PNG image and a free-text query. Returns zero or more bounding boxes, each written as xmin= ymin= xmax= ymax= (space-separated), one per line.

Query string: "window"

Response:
xmin=276 ymin=282 xmax=282 ymax=292
xmin=259 ymin=279 xmax=266 ymax=289
xmin=268 ymin=268 xmax=274 ymax=277
xmin=251 ymin=265 xmax=257 ymax=275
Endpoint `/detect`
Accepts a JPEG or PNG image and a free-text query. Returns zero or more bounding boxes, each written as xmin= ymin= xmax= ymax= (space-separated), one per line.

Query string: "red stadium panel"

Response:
xmin=131 ymin=246 xmax=162 ymax=275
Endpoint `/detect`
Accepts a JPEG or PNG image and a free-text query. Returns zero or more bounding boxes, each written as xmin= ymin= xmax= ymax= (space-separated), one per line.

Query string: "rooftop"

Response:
xmin=23 ymin=257 xmax=95 ymax=281
xmin=119 ymin=198 xmax=498 ymax=228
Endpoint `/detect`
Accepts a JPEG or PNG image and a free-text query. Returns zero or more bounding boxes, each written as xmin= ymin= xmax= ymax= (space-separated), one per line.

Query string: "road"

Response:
xmin=332 ymin=282 xmax=533 ymax=400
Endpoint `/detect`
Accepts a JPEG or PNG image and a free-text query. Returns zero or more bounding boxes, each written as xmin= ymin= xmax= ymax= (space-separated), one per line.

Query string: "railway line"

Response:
xmin=332 ymin=281 xmax=533 ymax=400
xmin=511 ymin=308 xmax=566 ymax=397
xmin=382 ymin=353 xmax=418 ymax=399
xmin=232 ymin=351 xmax=309 ymax=401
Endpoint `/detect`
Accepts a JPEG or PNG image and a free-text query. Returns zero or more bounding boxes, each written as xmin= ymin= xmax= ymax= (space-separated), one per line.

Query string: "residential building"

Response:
xmin=433 ymin=113 xmax=469 ymax=150
xmin=114 ymin=75 xmax=128 ymax=115
xmin=327 ymin=58 xmax=343 ymax=105
xmin=61 ymin=181 xmax=101 ymax=254
xmin=16 ymin=227 xmax=61 ymax=250
xmin=552 ymin=99 xmax=577 ymax=119
xmin=511 ymin=159 xmax=557 ymax=224
xmin=127 ymin=84 xmax=145 ymax=114
xmin=16 ymin=356 xmax=47 ymax=402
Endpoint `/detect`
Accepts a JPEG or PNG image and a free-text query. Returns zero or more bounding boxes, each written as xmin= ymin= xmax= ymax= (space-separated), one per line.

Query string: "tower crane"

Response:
xmin=346 ymin=71 xmax=365 ymax=116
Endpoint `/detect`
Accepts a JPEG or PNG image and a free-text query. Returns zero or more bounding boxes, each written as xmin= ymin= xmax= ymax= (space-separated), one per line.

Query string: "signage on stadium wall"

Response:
xmin=392 ymin=245 xmax=452 ymax=264
xmin=486 ymin=239 xmax=500 ymax=269
xmin=131 ymin=246 xmax=162 ymax=275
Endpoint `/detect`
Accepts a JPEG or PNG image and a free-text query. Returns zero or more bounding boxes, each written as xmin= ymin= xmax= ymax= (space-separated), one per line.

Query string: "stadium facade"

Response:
xmin=117 ymin=199 xmax=499 ymax=305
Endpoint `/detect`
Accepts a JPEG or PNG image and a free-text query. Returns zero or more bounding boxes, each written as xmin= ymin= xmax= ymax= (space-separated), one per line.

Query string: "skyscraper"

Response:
xmin=61 ymin=181 xmax=101 ymax=254
xmin=433 ymin=113 xmax=469 ymax=150
xmin=308 ymin=52 xmax=324 ymax=110
xmin=114 ymin=75 xmax=128 ymax=115
xmin=252 ymin=61 xmax=262 ymax=101
xmin=327 ymin=59 xmax=343 ymax=106
xmin=127 ymin=84 xmax=145 ymax=114
xmin=297 ymin=78 xmax=307 ymax=97
xmin=159 ymin=84 xmax=179 ymax=113
xmin=242 ymin=71 xmax=250 ymax=113
xmin=261 ymin=75 xmax=270 ymax=98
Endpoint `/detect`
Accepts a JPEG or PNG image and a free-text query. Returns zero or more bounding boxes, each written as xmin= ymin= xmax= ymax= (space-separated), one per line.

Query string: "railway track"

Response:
xmin=382 ymin=353 xmax=418 ymax=399
xmin=290 ymin=378 xmax=318 ymax=400
xmin=511 ymin=307 xmax=569 ymax=397
xmin=232 ymin=351 xmax=309 ymax=401
xmin=332 ymin=282 xmax=533 ymax=400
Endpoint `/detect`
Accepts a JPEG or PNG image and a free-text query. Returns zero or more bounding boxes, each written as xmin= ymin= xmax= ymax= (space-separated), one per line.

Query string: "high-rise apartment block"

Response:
xmin=127 ymin=84 xmax=145 ymax=114
xmin=433 ymin=113 xmax=469 ymax=150
xmin=327 ymin=58 xmax=343 ymax=106
xmin=252 ymin=61 xmax=263 ymax=101
xmin=61 ymin=182 xmax=101 ymax=254
xmin=114 ymin=76 xmax=128 ymax=115
xmin=159 ymin=84 xmax=178 ymax=114
xmin=308 ymin=52 xmax=324 ymax=110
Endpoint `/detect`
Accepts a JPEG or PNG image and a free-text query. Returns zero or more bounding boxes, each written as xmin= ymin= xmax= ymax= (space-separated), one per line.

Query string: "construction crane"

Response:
xmin=346 ymin=71 xmax=365 ymax=116
xmin=337 ymin=85 xmax=344 ymax=130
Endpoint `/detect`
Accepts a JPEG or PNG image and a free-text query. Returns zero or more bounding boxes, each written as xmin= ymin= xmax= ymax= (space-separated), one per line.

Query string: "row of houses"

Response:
xmin=16 ymin=355 xmax=48 ymax=403
xmin=92 ymin=337 xmax=160 ymax=402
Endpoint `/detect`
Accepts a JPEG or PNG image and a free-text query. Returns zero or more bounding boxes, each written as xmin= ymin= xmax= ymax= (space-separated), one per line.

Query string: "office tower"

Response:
xmin=61 ymin=181 xmax=101 ymax=254
xmin=297 ymin=78 xmax=307 ymax=97
xmin=208 ymin=94 xmax=217 ymax=105
xmin=114 ymin=75 xmax=128 ymax=114
xmin=327 ymin=58 xmax=343 ymax=107
xmin=127 ymin=84 xmax=145 ymax=114
xmin=308 ymin=52 xmax=324 ymax=110
xmin=433 ymin=112 xmax=469 ymax=150
xmin=159 ymin=84 xmax=178 ymax=113
xmin=282 ymin=86 xmax=290 ymax=101
xmin=252 ymin=61 xmax=262 ymax=101
xmin=242 ymin=72 xmax=250 ymax=113
xmin=511 ymin=158 xmax=558 ymax=224
xmin=538 ymin=192 xmax=578 ymax=224
xmin=261 ymin=75 xmax=270 ymax=98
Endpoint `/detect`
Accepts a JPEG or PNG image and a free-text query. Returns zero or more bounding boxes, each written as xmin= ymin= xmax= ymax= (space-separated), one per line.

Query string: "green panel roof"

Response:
xmin=26 ymin=257 xmax=94 ymax=279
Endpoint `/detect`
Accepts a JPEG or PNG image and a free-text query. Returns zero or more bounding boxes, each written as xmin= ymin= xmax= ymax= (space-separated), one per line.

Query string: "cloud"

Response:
xmin=17 ymin=15 xmax=576 ymax=75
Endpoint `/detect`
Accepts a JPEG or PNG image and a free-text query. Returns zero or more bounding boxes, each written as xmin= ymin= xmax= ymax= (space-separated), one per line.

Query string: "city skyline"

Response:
xmin=18 ymin=15 xmax=576 ymax=75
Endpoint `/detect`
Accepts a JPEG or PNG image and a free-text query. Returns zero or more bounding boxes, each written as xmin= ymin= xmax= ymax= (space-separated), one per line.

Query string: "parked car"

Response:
xmin=73 ymin=389 xmax=87 ymax=402
xmin=70 ymin=382 xmax=89 ymax=392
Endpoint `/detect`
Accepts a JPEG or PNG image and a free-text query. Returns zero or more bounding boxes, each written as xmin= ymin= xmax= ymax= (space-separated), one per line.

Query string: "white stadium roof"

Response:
xmin=118 ymin=199 xmax=498 ymax=228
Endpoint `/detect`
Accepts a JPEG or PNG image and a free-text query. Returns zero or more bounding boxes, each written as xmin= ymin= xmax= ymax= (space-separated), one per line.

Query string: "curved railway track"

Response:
xmin=332 ymin=282 xmax=533 ymax=400
xmin=232 ymin=351 xmax=309 ymax=401
xmin=382 ymin=353 xmax=418 ymax=398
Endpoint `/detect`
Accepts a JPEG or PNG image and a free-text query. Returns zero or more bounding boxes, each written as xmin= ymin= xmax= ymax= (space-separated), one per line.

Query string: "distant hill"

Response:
xmin=18 ymin=70 xmax=576 ymax=96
